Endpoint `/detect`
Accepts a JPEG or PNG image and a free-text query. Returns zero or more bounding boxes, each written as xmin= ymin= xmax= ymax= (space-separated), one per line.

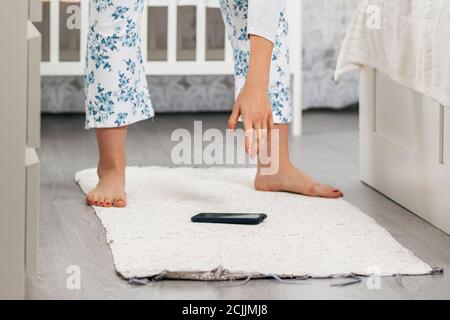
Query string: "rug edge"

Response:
xmin=121 ymin=266 xmax=443 ymax=282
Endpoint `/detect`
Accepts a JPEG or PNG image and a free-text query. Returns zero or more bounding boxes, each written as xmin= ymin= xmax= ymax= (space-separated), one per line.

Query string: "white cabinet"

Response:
xmin=0 ymin=0 xmax=41 ymax=299
xmin=29 ymin=0 xmax=43 ymax=22
xmin=27 ymin=21 xmax=41 ymax=148
xmin=25 ymin=148 xmax=40 ymax=275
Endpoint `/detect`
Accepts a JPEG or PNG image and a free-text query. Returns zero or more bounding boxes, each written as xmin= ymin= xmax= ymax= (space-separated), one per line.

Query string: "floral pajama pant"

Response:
xmin=84 ymin=0 xmax=292 ymax=129
xmin=219 ymin=0 xmax=292 ymax=124
xmin=85 ymin=0 xmax=154 ymax=129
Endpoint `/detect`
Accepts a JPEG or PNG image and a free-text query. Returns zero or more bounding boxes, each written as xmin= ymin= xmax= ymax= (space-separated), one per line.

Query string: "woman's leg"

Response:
xmin=220 ymin=1 xmax=343 ymax=198
xmin=87 ymin=127 xmax=128 ymax=207
xmin=84 ymin=0 xmax=154 ymax=207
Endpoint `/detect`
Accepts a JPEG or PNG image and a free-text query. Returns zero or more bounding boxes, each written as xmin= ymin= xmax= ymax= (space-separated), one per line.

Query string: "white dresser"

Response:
xmin=0 ymin=0 xmax=41 ymax=299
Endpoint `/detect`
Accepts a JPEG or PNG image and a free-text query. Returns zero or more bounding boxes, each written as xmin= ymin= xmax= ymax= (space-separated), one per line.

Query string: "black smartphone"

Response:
xmin=191 ymin=213 xmax=267 ymax=225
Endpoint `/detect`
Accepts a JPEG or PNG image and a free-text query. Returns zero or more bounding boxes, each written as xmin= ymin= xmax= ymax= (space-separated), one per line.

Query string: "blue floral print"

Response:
xmin=86 ymin=71 xmax=95 ymax=85
xmin=85 ymin=0 xmax=154 ymax=129
xmin=133 ymin=0 xmax=145 ymax=12
xmin=233 ymin=0 xmax=248 ymax=13
xmin=94 ymin=0 xmax=113 ymax=13
xmin=86 ymin=84 xmax=115 ymax=125
xmin=219 ymin=0 xmax=292 ymax=124
xmin=115 ymin=112 xmax=129 ymax=126
xmin=124 ymin=58 xmax=136 ymax=74
xmin=112 ymin=6 xmax=129 ymax=20
xmin=122 ymin=18 xmax=139 ymax=48
xmin=233 ymin=49 xmax=249 ymax=77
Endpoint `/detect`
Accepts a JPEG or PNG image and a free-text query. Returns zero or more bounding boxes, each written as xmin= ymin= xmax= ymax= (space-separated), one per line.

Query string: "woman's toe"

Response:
xmin=97 ymin=197 xmax=106 ymax=207
xmin=330 ymin=189 xmax=343 ymax=198
xmin=104 ymin=198 xmax=113 ymax=207
xmin=113 ymin=197 xmax=127 ymax=208
xmin=87 ymin=192 xmax=96 ymax=204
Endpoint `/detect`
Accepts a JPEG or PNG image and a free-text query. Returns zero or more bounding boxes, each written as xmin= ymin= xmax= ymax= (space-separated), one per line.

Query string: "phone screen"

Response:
xmin=198 ymin=213 xmax=263 ymax=219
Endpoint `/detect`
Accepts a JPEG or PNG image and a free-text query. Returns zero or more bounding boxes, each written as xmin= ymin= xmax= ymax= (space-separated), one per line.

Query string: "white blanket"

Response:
xmin=335 ymin=0 xmax=450 ymax=107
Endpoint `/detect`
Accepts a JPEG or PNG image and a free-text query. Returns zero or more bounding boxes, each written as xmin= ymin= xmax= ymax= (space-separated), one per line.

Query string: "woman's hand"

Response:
xmin=228 ymin=81 xmax=274 ymax=157
xmin=227 ymin=34 xmax=275 ymax=157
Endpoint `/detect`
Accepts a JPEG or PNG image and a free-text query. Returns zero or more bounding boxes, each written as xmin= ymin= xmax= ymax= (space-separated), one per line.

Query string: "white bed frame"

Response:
xmin=360 ymin=68 xmax=450 ymax=234
xmin=40 ymin=0 xmax=303 ymax=135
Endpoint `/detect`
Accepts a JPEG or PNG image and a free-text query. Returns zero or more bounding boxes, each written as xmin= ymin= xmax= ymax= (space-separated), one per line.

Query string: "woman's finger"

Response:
xmin=261 ymin=115 xmax=268 ymax=130
xmin=253 ymin=122 xmax=261 ymax=157
xmin=260 ymin=126 xmax=270 ymax=163
xmin=260 ymin=118 xmax=268 ymax=157
xmin=243 ymin=119 xmax=253 ymax=155
xmin=228 ymin=103 xmax=241 ymax=130
xmin=268 ymin=113 xmax=274 ymax=130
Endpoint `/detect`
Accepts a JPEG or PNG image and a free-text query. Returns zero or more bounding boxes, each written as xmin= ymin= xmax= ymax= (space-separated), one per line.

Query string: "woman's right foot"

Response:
xmin=254 ymin=163 xmax=343 ymax=199
xmin=86 ymin=167 xmax=127 ymax=208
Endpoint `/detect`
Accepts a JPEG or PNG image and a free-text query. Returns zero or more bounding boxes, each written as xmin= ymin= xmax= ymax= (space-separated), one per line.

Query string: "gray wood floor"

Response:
xmin=28 ymin=110 xmax=450 ymax=300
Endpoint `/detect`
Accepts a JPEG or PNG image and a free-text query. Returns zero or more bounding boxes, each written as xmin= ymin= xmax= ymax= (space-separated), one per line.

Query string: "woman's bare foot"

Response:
xmin=87 ymin=126 xmax=129 ymax=208
xmin=87 ymin=167 xmax=127 ymax=207
xmin=254 ymin=163 xmax=343 ymax=198
xmin=252 ymin=123 xmax=343 ymax=199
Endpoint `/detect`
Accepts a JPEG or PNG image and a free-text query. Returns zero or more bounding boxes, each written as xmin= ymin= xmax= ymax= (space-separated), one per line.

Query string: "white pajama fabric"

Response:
xmin=248 ymin=0 xmax=287 ymax=45
xmin=85 ymin=0 xmax=154 ymax=129
xmin=84 ymin=0 xmax=292 ymax=128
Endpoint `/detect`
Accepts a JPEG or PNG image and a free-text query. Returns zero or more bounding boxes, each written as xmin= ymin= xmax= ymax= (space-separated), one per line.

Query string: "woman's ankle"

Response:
xmin=97 ymin=161 xmax=126 ymax=177
xmin=257 ymin=158 xmax=292 ymax=176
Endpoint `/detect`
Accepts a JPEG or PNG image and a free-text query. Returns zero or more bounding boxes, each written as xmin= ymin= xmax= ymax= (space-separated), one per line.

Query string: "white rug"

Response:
xmin=75 ymin=167 xmax=434 ymax=281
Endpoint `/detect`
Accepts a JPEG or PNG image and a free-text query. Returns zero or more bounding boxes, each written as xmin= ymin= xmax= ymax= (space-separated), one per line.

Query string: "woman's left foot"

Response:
xmin=254 ymin=164 xmax=344 ymax=198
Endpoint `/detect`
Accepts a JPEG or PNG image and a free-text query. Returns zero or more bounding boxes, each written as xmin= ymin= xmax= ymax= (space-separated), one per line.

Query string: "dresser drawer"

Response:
xmin=25 ymin=148 xmax=40 ymax=275
xmin=27 ymin=21 xmax=41 ymax=148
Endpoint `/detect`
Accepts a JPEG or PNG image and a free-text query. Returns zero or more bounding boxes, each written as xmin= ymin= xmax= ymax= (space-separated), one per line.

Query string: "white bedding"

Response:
xmin=335 ymin=0 xmax=450 ymax=107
